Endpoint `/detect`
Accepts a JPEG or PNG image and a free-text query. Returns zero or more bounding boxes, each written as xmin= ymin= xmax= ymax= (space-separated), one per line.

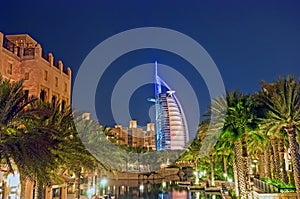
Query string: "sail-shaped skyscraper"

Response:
xmin=153 ymin=61 xmax=188 ymax=151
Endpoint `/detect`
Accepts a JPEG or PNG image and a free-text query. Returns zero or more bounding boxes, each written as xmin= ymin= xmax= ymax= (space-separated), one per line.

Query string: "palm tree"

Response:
xmin=279 ymin=134 xmax=289 ymax=183
xmin=213 ymin=91 xmax=258 ymax=199
xmin=72 ymin=116 xmax=109 ymax=199
xmin=214 ymin=137 xmax=239 ymax=195
xmin=257 ymin=76 xmax=300 ymax=197
xmin=0 ymin=77 xmax=63 ymax=199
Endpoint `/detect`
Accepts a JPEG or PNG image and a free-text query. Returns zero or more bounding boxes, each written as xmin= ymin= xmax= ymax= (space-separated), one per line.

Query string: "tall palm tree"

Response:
xmin=72 ymin=116 xmax=109 ymax=199
xmin=214 ymin=91 xmax=258 ymax=199
xmin=0 ymin=77 xmax=61 ymax=199
xmin=257 ymin=76 xmax=300 ymax=197
xmin=279 ymin=134 xmax=289 ymax=184
xmin=0 ymin=77 xmax=35 ymax=171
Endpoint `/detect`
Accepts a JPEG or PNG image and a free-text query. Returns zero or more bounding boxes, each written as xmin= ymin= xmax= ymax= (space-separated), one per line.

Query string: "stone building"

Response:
xmin=110 ymin=120 xmax=156 ymax=150
xmin=0 ymin=32 xmax=72 ymax=199
xmin=0 ymin=32 xmax=71 ymax=107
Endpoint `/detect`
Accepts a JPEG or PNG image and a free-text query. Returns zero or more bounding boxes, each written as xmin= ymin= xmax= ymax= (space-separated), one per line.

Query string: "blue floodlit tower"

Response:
xmin=154 ymin=61 xmax=164 ymax=151
xmin=151 ymin=61 xmax=188 ymax=151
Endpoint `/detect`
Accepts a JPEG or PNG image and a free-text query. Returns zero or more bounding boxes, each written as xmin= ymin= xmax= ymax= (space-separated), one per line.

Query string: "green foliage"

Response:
xmin=261 ymin=178 xmax=296 ymax=189
xmin=0 ymin=76 xmax=101 ymax=186
xmin=256 ymin=76 xmax=300 ymax=136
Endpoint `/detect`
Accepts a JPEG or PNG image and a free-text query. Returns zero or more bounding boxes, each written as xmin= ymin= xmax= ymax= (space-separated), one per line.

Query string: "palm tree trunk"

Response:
xmin=233 ymin=160 xmax=239 ymax=197
xmin=2 ymin=181 xmax=7 ymax=199
xmin=33 ymin=181 xmax=45 ymax=199
xmin=34 ymin=181 xmax=39 ymax=199
xmin=74 ymin=167 xmax=81 ymax=199
xmin=285 ymin=127 xmax=300 ymax=198
xmin=242 ymin=136 xmax=250 ymax=194
xmin=20 ymin=174 xmax=26 ymax=199
xmin=270 ymin=145 xmax=276 ymax=180
xmin=279 ymin=136 xmax=289 ymax=184
xmin=234 ymin=141 xmax=248 ymax=199
xmin=264 ymin=145 xmax=271 ymax=179
xmin=209 ymin=154 xmax=215 ymax=186
xmin=271 ymin=138 xmax=281 ymax=180
xmin=259 ymin=153 xmax=265 ymax=178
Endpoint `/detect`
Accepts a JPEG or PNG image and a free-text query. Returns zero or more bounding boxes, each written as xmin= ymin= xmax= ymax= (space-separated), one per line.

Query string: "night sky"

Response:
xmin=1 ymin=1 xmax=300 ymax=134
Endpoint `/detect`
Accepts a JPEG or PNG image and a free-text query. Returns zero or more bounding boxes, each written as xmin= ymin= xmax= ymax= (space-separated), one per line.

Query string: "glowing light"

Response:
xmin=139 ymin=184 xmax=144 ymax=192
xmin=194 ymin=171 xmax=199 ymax=185
xmin=7 ymin=173 xmax=20 ymax=187
xmin=87 ymin=188 xmax=95 ymax=196
xmin=227 ymin=178 xmax=233 ymax=183
xmin=100 ymin=178 xmax=107 ymax=186
xmin=162 ymin=181 xmax=166 ymax=188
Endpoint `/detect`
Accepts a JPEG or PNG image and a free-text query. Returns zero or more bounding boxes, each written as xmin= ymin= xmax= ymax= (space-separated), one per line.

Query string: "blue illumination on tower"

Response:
xmin=154 ymin=61 xmax=164 ymax=151
xmin=152 ymin=62 xmax=188 ymax=151
xmin=154 ymin=61 xmax=162 ymax=96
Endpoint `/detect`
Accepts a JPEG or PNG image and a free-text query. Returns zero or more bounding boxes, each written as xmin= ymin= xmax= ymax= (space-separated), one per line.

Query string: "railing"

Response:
xmin=253 ymin=178 xmax=296 ymax=193
xmin=2 ymin=37 xmax=20 ymax=56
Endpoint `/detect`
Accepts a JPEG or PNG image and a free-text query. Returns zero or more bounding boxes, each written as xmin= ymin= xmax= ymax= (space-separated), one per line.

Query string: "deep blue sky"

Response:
xmin=1 ymin=1 xmax=300 ymax=129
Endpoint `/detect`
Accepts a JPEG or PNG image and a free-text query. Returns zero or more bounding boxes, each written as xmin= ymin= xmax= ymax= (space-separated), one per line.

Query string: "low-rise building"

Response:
xmin=0 ymin=32 xmax=71 ymax=107
xmin=110 ymin=120 xmax=156 ymax=150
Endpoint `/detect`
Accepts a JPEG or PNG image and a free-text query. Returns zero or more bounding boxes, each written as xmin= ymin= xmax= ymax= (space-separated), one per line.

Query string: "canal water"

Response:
xmin=100 ymin=178 xmax=222 ymax=199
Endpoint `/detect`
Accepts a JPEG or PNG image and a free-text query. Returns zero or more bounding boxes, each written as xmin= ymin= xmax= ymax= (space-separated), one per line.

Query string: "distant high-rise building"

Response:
xmin=153 ymin=62 xmax=188 ymax=151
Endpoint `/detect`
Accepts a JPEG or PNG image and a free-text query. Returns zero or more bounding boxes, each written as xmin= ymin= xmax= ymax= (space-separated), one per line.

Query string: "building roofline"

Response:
xmin=6 ymin=34 xmax=38 ymax=45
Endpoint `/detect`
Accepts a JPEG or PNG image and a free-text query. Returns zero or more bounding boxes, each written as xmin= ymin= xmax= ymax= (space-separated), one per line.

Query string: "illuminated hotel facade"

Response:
xmin=153 ymin=62 xmax=188 ymax=151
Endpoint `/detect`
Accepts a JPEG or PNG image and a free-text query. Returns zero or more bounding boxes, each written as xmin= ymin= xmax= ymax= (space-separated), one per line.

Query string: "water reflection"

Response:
xmin=101 ymin=177 xmax=222 ymax=199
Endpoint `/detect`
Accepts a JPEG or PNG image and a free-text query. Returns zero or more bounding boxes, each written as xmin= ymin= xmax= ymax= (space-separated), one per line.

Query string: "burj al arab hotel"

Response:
xmin=149 ymin=62 xmax=189 ymax=151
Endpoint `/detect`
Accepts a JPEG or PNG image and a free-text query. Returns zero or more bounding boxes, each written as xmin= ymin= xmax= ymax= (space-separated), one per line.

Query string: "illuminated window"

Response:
xmin=52 ymin=188 xmax=61 ymax=198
